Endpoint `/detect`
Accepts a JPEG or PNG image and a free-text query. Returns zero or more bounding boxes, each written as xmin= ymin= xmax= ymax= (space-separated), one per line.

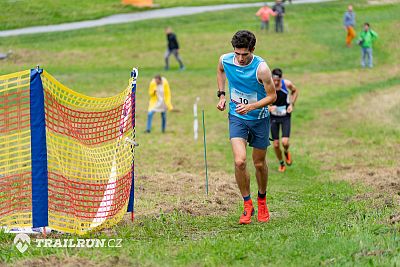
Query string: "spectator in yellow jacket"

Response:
xmin=145 ymin=75 xmax=173 ymax=133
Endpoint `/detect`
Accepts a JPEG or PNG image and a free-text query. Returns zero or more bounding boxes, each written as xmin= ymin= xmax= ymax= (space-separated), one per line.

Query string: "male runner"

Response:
xmin=269 ymin=68 xmax=299 ymax=172
xmin=216 ymin=30 xmax=276 ymax=224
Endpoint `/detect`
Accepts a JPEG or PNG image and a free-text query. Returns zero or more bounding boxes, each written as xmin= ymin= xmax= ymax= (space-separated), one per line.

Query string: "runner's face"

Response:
xmin=273 ymin=77 xmax=281 ymax=88
xmin=233 ymin=48 xmax=254 ymax=66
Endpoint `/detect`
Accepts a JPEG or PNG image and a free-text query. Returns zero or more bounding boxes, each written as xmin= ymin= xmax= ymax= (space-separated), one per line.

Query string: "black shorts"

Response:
xmin=270 ymin=116 xmax=291 ymax=140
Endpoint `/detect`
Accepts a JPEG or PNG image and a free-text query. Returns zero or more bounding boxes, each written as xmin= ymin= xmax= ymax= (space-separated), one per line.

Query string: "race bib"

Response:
xmin=231 ymin=88 xmax=257 ymax=105
xmin=271 ymin=105 xmax=287 ymax=116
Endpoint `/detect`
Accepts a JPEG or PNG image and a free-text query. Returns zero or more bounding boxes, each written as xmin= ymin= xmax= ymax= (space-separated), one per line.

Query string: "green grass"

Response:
xmin=1 ymin=0 xmax=400 ymax=266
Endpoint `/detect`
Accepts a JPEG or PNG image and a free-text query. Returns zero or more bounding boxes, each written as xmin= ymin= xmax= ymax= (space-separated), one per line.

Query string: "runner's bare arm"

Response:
xmin=216 ymin=55 xmax=226 ymax=111
xmin=285 ymin=79 xmax=299 ymax=113
xmin=286 ymin=80 xmax=299 ymax=105
xmin=258 ymin=62 xmax=277 ymax=107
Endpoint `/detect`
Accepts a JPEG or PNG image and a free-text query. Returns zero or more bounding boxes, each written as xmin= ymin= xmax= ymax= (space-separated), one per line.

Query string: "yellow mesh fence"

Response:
xmin=0 ymin=70 xmax=32 ymax=228
xmin=0 ymin=70 xmax=135 ymax=235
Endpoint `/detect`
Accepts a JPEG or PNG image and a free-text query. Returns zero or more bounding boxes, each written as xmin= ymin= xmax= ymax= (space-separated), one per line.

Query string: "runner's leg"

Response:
xmin=271 ymin=120 xmax=283 ymax=162
xmin=252 ymin=147 xmax=268 ymax=194
xmin=231 ymin=138 xmax=250 ymax=197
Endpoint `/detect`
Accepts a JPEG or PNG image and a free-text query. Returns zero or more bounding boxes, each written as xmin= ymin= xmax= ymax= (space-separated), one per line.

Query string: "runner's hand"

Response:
xmin=217 ymin=97 xmax=226 ymax=111
xmin=287 ymin=104 xmax=293 ymax=113
xmin=269 ymin=105 xmax=277 ymax=112
xmin=235 ymin=103 xmax=253 ymax=115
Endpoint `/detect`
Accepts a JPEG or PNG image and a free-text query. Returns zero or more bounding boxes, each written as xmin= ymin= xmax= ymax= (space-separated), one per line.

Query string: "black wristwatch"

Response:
xmin=217 ymin=90 xmax=225 ymax=98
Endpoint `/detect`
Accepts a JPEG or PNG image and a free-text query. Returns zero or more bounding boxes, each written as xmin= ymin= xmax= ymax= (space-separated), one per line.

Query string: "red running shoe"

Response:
xmin=278 ymin=164 xmax=286 ymax=172
xmin=257 ymin=197 xmax=270 ymax=223
xmin=239 ymin=199 xmax=254 ymax=225
xmin=285 ymin=151 xmax=292 ymax=166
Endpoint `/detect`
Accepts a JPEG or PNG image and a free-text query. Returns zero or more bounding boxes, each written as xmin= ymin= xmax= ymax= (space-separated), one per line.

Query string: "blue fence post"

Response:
xmin=29 ymin=68 xmax=48 ymax=228
xmin=127 ymin=68 xmax=138 ymax=220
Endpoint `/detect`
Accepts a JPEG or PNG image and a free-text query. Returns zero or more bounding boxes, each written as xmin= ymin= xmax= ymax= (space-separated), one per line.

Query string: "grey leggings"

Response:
xmin=275 ymin=16 xmax=284 ymax=33
xmin=164 ymin=49 xmax=184 ymax=69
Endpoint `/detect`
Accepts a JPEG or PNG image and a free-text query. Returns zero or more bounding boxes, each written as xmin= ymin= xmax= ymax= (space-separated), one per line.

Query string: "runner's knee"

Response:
xmin=273 ymin=140 xmax=280 ymax=149
xmin=282 ymin=138 xmax=289 ymax=147
xmin=253 ymin=160 xmax=266 ymax=170
xmin=234 ymin=158 xmax=247 ymax=170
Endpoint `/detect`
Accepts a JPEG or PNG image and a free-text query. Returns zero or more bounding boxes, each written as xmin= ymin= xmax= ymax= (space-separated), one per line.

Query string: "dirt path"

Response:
xmin=134 ymin=171 xmax=241 ymax=217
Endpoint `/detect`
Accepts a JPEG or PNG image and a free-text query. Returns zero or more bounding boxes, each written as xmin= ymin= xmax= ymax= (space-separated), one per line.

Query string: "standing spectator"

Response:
xmin=343 ymin=5 xmax=356 ymax=48
xmin=145 ymin=75 xmax=173 ymax=133
xmin=272 ymin=0 xmax=285 ymax=33
xmin=164 ymin=27 xmax=185 ymax=71
xmin=357 ymin=23 xmax=378 ymax=68
xmin=255 ymin=4 xmax=276 ymax=32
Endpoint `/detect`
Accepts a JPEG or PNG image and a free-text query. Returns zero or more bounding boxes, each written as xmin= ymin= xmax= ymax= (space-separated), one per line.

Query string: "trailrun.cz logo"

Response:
xmin=13 ymin=233 xmax=122 ymax=253
xmin=13 ymin=233 xmax=30 ymax=253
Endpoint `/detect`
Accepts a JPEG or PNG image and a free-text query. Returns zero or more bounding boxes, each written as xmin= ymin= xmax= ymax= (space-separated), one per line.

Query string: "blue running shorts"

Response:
xmin=229 ymin=114 xmax=270 ymax=150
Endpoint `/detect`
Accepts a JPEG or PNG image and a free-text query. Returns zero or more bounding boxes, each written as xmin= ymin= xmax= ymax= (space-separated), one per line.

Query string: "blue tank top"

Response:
xmin=222 ymin=53 xmax=269 ymax=120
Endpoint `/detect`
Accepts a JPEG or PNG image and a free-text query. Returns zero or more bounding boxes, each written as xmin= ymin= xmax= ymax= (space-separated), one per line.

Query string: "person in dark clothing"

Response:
xmin=164 ymin=27 xmax=185 ymax=70
xmin=272 ymin=0 xmax=285 ymax=33
xmin=269 ymin=68 xmax=299 ymax=172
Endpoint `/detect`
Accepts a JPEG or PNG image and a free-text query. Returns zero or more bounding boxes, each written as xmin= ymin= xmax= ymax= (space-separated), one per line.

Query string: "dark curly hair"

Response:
xmin=231 ymin=30 xmax=256 ymax=50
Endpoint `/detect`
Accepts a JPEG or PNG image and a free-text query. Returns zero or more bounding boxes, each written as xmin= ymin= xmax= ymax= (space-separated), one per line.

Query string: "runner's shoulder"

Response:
xmin=220 ymin=52 xmax=233 ymax=60
xmin=283 ymin=79 xmax=294 ymax=88
xmin=256 ymin=61 xmax=271 ymax=78
xmin=219 ymin=53 xmax=233 ymax=65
